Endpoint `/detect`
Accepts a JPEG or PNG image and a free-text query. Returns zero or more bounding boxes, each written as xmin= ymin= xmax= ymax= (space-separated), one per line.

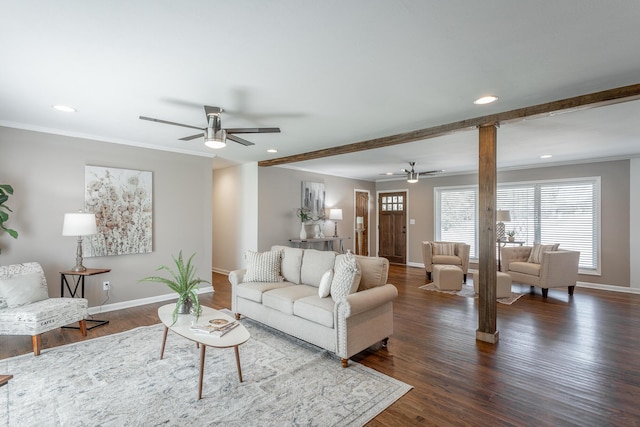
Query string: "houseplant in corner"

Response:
xmin=0 ymin=184 xmax=18 ymax=254
xmin=139 ymin=251 xmax=210 ymax=324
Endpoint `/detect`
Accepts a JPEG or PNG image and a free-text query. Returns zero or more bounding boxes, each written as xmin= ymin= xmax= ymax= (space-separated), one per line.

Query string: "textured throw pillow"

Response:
xmin=527 ymin=243 xmax=559 ymax=264
xmin=433 ymin=242 xmax=455 ymax=256
xmin=330 ymin=252 xmax=361 ymax=301
xmin=318 ymin=269 xmax=333 ymax=298
xmin=0 ymin=272 xmax=49 ymax=308
xmin=243 ymin=250 xmax=283 ymax=283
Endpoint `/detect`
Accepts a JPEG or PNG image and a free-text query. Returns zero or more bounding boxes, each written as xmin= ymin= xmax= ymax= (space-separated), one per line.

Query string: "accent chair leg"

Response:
xmin=381 ymin=337 xmax=389 ymax=347
xmin=426 ymin=271 xmax=431 ymax=281
xmin=530 ymin=286 xmax=535 ymax=294
xmin=79 ymin=319 xmax=87 ymax=337
xmin=463 ymin=273 xmax=467 ymax=284
xmin=542 ymin=288 xmax=549 ymax=298
xmin=341 ymin=358 xmax=349 ymax=368
xmin=32 ymin=335 xmax=42 ymax=356
xmin=568 ymin=286 xmax=575 ymax=296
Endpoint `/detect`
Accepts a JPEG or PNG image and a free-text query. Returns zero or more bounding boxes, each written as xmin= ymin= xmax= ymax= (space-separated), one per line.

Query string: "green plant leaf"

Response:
xmin=0 ymin=184 xmax=13 ymax=195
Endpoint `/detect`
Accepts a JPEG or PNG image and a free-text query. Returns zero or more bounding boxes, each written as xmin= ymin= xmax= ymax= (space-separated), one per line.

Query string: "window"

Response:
xmin=435 ymin=177 xmax=600 ymax=272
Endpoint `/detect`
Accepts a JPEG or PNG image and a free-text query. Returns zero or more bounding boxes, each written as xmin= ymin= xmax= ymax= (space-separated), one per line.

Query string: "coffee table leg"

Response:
xmin=198 ymin=344 xmax=206 ymax=400
xmin=234 ymin=345 xmax=243 ymax=383
xmin=160 ymin=326 xmax=169 ymax=360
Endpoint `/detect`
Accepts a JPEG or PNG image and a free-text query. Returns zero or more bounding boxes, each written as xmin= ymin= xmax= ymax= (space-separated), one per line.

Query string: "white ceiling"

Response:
xmin=1 ymin=1 xmax=640 ymax=181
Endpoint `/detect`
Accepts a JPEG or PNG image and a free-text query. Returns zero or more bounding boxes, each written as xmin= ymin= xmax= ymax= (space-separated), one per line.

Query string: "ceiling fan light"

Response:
xmin=407 ymin=172 xmax=419 ymax=183
xmin=204 ymin=128 xmax=226 ymax=149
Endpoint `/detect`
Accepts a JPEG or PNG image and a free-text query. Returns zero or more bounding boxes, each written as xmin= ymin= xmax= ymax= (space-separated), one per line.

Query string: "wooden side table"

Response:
xmin=0 ymin=374 xmax=12 ymax=388
xmin=60 ymin=268 xmax=111 ymax=330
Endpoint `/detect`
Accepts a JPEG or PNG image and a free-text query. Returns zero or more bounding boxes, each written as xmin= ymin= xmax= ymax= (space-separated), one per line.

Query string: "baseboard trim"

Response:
xmin=212 ymin=267 xmax=230 ymax=275
xmin=88 ymin=287 xmax=214 ymax=315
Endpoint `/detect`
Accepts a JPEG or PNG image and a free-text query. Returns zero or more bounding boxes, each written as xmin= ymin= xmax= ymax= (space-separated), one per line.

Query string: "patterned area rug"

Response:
xmin=419 ymin=283 xmax=524 ymax=305
xmin=0 ymin=314 xmax=411 ymax=426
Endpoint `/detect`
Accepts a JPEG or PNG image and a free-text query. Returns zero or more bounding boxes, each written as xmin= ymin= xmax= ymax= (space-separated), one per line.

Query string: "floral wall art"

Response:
xmin=84 ymin=166 xmax=153 ymax=256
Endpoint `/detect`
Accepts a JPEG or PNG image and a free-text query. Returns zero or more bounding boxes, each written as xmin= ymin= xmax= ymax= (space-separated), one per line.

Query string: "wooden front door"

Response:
xmin=378 ymin=192 xmax=406 ymax=264
xmin=355 ymin=191 xmax=369 ymax=256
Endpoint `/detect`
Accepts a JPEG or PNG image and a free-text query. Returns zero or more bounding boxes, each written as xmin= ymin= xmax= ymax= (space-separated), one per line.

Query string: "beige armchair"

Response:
xmin=422 ymin=241 xmax=470 ymax=283
xmin=501 ymin=245 xmax=580 ymax=298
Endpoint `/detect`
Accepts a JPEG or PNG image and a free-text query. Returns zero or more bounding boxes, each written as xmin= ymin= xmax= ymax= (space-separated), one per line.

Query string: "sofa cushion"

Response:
xmin=509 ymin=261 xmax=541 ymax=276
xmin=300 ymin=250 xmax=337 ymax=287
xmin=236 ymin=282 xmax=292 ymax=303
xmin=527 ymin=243 xmax=559 ymax=264
xmin=293 ymin=296 xmax=335 ymax=328
xmin=352 ymin=255 xmax=388 ymax=291
xmin=431 ymin=255 xmax=462 ymax=265
xmin=433 ymin=242 xmax=455 ymax=256
xmin=318 ymin=269 xmax=333 ymax=298
xmin=331 ymin=253 xmax=361 ymax=301
xmin=244 ymin=250 xmax=283 ymax=283
xmin=272 ymin=245 xmax=304 ymax=284
xmin=262 ymin=285 xmax=318 ymax=315
xmin=0 ymin=273 xmax=49 ymax=308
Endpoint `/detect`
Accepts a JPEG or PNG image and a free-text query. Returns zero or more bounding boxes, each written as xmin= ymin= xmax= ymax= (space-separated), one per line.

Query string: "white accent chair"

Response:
xmin=0 ymin=262 xmax=88 ymax=355
xmin=422 ymin=241 xmax=471 ymax=283
xmin=500 ymin=246 xmax=580 ymax=298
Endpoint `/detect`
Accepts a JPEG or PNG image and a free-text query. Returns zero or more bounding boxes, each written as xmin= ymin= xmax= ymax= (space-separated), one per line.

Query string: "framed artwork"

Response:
xmin=84 ymin=166 xmax=153 ymax=256
xmin=301 ymin=181 xmax=325 ymax=220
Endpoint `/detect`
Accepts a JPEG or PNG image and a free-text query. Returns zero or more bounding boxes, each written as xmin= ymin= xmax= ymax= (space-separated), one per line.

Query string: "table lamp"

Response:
xmin=62 ymin=211 xmax=98 ymax=272
xmin=496 ymin=209 xmax=511 ymax=241
xmin=329 ymin=208 xmax=343 ymax=237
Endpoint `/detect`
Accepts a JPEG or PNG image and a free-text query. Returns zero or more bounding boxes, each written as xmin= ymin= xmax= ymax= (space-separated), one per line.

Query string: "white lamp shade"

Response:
xmin=496 ymin=210 xmax=511 ymax=222
xmin=62 ymin=212 xmax=98 ymax=236
xmin=204 ymin=128 xmax=226 ymax=149
xmin=329 ymin=208 xmax=343 ymax=221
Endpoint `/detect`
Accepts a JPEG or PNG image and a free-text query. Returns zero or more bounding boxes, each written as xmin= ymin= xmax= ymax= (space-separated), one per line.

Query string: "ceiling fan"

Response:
xmin=139 ymin=106 xmax=280 ymax=149
xmin=383 ymin=162 xmax=442 ymax=183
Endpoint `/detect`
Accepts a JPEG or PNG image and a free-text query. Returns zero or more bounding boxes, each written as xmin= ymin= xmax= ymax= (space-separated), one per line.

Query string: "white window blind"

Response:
xmin=435 ymin=177 xmax=599 ymax=271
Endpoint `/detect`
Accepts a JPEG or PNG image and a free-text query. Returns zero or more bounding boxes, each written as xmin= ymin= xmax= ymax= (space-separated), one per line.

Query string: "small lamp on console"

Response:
xmin=496 ymin=209 xmax=511 ymax=242
xmin=329 ymin=208 xmax=343 ymax=237
xmin=62 ymin=211 xmax=98 ymax=272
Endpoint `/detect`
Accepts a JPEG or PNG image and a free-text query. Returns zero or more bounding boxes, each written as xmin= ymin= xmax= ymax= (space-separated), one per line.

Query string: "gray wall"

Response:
xmin=0 ymin=127 xmax=213 ymax=307
xmin=377 ymin=159 xmax=630 ymax=287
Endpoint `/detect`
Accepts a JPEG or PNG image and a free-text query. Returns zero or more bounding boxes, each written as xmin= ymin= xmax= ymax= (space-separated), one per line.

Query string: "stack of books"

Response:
xmin=190 ymin=318 xmax=239 ymax=337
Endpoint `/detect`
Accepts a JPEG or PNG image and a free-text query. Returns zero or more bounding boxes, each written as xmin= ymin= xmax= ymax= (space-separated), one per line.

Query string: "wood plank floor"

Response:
xmin=2 ymin=265 xmax=640 ymax=426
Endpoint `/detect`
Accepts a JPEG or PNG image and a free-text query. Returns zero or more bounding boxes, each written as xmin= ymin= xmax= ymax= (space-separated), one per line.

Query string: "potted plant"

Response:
xmin=507 ymin=230 xmax=516 ymax=242
xmin=296 ymin=207 xmax=311 ymax=239
xmin=139 ymin=251 xmax=210 ymax=324
xmin=0 ymin=184 xmax=18 ymax=254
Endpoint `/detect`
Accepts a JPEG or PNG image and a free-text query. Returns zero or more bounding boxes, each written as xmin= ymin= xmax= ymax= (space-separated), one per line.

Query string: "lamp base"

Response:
xmin=71 ymin=265 xmax=87 ymax=272
xmin=333 ymin=222 xmax=338 ymax=238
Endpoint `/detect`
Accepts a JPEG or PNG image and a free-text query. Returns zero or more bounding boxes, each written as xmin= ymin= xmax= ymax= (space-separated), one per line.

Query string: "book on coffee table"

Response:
xmin=190 ymin=321 xmax=239 ymax=337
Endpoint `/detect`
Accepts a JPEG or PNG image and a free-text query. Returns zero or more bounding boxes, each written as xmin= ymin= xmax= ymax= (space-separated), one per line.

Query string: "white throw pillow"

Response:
xmin=527 ymin=243 xmax=559 ymax=264
xmin=330 ymin=253 xmax=361 ymax=301
xmin=0 ymin=272 xmax=49 ymax=308
xmin=318 ymin=269 xmax=333 ymax=298
xmin=243 ymin=250 xmax=283 ymax=283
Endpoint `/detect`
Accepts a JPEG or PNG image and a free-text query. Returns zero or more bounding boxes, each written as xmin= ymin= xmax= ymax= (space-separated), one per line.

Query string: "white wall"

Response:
xmin=0 ymin=127 xmax=213 ymax=307
xmin=631 ymin=158 xmax=640 ymax=288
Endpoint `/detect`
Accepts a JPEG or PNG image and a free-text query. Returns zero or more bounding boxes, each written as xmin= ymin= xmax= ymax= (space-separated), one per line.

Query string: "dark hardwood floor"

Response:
xmin=2 ymin=265 xmax=639 ymax=426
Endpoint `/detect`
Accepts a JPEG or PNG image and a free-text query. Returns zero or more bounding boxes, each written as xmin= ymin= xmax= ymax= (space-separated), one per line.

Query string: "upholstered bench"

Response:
xmin=473 ymin=271 xmax=512 ymax=298
xmin=433 ymin=265 xmax=463 ymax=291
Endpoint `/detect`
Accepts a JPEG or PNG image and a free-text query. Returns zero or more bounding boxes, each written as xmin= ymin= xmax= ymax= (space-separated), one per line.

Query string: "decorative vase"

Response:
xmin=299 ymin=223 xmax=307 ymax=239
xmin=508 ymin=236 xmax=515 ymax=242
xmin=176 ymin=298 xmax=193 ymax=315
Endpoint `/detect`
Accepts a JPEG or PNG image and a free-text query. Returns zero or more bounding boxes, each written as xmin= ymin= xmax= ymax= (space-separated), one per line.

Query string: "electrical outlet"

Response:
xmin=103 ymin=281 xmax=110 ymax=291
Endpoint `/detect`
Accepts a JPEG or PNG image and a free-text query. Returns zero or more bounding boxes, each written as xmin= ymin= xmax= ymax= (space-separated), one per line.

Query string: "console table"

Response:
xmin=289 ymin=237 xmax=351 ymax=253
xmin=60 ymin=268 xmax=111 ymax=330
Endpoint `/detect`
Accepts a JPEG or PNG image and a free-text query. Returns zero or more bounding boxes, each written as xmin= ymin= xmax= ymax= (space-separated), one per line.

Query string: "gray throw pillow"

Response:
xmin=0 ymin=272 xmax=49 ymax=308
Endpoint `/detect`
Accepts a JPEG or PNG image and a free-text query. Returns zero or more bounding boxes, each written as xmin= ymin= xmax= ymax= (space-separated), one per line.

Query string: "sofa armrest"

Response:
xmin=540 ymin=250 xmax=580 ymax=288
xmin=501 ymin=246 xmax=532 ymax=272
xmin=422 ymin=241 xmax=434 ymax=272
xmin=343 ymin=284 xmax=398 ymax=318
xmin=228 ymin=269 xmax=247 ymax=287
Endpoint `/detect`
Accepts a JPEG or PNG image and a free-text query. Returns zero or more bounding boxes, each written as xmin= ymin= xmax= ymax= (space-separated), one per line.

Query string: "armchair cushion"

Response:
xmin=509 ymin=261 xmax=541 ymax=276
xmin=0 ymin=272 xmax=49 ymax=308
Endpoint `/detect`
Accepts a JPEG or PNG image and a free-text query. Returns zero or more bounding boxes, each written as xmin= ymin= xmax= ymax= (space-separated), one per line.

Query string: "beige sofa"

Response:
xmin=501 ymin=245 xmax=580 ymax=298
xmin=229 ymin=246 xmax=398 ymax=367
xmin=422 ymin=241 xmax=470 ymax=283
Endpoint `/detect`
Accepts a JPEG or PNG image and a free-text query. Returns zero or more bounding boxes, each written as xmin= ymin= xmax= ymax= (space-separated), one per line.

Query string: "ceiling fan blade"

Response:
xmin=179 ymin=133 xmax=204 ymax=141
xmin=225 ymin=127 xmax=280 ymax=134
xmin=418 ymin=170 xmax=444 ymax=176
xmin=227 ymin=134 xmax=255 ymax=146
xmin=139 ymin=116 xmax=204 ymax=131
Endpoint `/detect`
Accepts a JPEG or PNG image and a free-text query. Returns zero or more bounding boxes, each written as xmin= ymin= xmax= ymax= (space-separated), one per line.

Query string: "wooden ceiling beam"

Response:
xmin=258 ymin=83 xmax=640 ymax=167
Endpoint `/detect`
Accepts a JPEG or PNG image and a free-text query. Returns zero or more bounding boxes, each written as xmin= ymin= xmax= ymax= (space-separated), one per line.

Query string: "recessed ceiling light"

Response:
xmin=267 ymin=148 xmax=278 ymax=153
xmin=385 ymin=172 xmax=394 ymax=175
xmin=473 ymin=95 xmax=498 ymax=105
xmin=52 ymin=105 xmax=76 ymax=113
xmin=540 ymin=154 xmax=553 ymax=159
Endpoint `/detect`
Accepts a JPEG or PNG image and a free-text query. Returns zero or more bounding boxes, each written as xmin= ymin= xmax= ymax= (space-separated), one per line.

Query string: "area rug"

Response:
xmin=419 ymin=283 xmax=524 ymax=305
xmin=0 ymin=315 xmax=411 ymax=426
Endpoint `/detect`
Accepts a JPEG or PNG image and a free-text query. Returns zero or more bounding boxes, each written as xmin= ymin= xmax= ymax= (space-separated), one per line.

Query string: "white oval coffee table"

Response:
xmin=158 ymin=304 xmax=250 ymax=400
